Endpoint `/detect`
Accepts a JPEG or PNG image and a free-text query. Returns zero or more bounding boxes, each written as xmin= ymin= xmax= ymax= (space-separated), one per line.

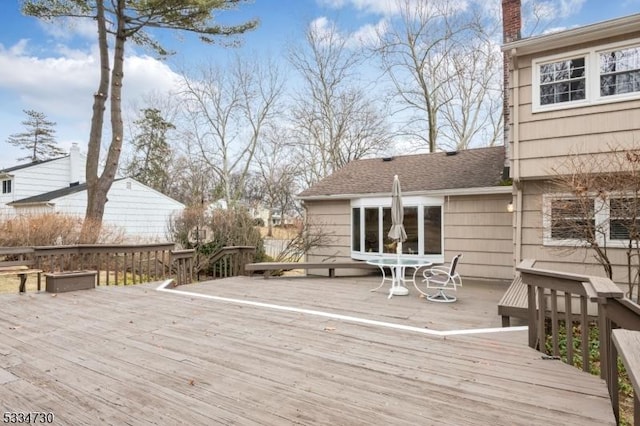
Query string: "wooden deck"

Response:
xmin=0 ymin=276 xmax=614 ymax=425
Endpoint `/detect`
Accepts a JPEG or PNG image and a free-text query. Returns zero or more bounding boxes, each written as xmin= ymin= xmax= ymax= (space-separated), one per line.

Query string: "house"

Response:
xmin=502 ymin=0 xmax=640 ymax=281
xmin=298 ymin=146 xmax=514 ymax=280
xmin=300 ymin=4 xmax=640 ymax=283
xmin=0 ymin=143 xmax=184 ymax=241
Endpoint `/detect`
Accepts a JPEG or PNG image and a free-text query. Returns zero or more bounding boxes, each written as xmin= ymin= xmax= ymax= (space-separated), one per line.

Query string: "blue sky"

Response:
xmin=1 ymin=0 xmax=640 ymax=168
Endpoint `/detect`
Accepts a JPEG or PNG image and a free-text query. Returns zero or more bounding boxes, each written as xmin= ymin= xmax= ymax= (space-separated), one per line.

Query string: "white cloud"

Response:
xmin=317 ymin=0 xmax=403 ymax=16
xmin=309 ymin=16 xmax=387 ymax=49
xmin=0 ymin=40 xmax=183 ymax=167
xmin=39 ymin=17 xmax=97 ymax=41
xmin=317 ymin=0 xmax=472 ymax=16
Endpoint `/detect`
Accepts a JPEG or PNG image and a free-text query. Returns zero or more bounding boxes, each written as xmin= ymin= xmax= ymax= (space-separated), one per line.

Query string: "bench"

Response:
xmin=0 ymin=248 xmax=43 ymax=293
xmin=244 ymin=261 xmax=378 ymax=279
xmin=497 ymin=275 xmax=529 ymax=327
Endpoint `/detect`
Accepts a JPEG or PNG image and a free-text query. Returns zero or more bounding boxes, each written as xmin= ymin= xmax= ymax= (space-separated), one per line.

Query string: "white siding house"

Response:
xmin=0 ymin=144 xmax=184 ymax=241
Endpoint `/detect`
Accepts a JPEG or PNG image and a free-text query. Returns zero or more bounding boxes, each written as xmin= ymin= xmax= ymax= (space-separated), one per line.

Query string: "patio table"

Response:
xmin=366 ymin=258 xmax=433 ymax=299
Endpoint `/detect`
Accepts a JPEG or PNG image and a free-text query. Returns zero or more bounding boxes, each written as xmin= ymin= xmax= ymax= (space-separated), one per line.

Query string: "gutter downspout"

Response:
xmin=511 ymin=48 xmax=524 ymax=268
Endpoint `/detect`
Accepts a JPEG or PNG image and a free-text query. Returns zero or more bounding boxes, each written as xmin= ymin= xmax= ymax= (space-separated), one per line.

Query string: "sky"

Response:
xmin=1 ymin=0 xmax=640 ymax=169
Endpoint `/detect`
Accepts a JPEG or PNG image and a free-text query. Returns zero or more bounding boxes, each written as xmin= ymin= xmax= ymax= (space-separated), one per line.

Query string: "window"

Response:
xmin=351 ymin=196 xmax=443 ymax=260
xmin=364 ymin=208 xmax=379 ymax=253
xmin=1 ymin=179 xmax=11 ymax=194
xmin=424 ymin=206 xmax=442 ymax=254
xmin=549 ymin=198 xmax=595 ymax=240
xmin=544 ymin=194 xmax=640 ymax=246
xmin=352 ymin=208 xmax=361 ymax=252
xmin=609 ymin=197 xmax=640 ymax=241
xmin=539 ymin=57 xmax=586 ymax=105
xmin=533 ymin=39 xmax=640 ymax=112
xmin=600 ymin=46 xmax=640 ymax=97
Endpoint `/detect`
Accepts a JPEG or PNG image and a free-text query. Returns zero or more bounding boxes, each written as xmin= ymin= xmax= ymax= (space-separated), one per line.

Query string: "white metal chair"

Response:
xmin=421 ymin=254 xmax=463 ymax=302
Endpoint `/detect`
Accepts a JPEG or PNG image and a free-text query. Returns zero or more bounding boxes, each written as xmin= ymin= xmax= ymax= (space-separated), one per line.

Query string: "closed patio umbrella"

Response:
xmin=388 ymin=174 xmax=407 ymax=251
xmin=388 ymin=175 xmax=408 ymax=296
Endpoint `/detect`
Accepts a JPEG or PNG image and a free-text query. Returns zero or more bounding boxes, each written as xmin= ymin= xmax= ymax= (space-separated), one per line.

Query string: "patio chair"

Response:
xmin=421 ymin=253 xmax=463 ymax=302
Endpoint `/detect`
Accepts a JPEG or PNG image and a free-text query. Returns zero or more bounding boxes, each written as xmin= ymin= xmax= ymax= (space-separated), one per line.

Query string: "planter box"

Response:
xmin=45 ymin=271 xmax=97 ymax=293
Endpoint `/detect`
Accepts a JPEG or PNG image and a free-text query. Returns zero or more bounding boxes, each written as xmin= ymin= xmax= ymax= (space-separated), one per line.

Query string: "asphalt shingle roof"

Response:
xmin=298 ymin=146 xmax=507 ymax=198
xmin=9 ymin=183 xmax=88 ymax=205
xmin=0 ymin=155 xmax=68 ymax=174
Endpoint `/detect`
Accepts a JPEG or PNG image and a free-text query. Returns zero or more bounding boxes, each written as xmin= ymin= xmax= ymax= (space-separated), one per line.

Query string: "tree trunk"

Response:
xmin=80 ymin=0 xmax=126 ymax=243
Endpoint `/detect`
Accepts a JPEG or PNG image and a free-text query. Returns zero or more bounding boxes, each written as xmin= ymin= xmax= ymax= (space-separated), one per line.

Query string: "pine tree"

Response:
xmin=125 ymin=108 xmax=174 ymax=193
xmin=8 ymin=110 xmax=65 ymax=162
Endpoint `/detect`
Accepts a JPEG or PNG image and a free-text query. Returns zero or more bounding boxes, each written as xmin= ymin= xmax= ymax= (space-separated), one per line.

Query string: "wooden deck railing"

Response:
xmin=171 ymin=249 xmax=195 ymax=286
xmin=517 ymin=259 xmax=640 ymax=424
xmin=32 ymin=243 xmax=176 ymax=286
xmin=204 ymin=246 xmax=256 ymax=279
xmin=1 ymin=244 xmax=256 ymax=289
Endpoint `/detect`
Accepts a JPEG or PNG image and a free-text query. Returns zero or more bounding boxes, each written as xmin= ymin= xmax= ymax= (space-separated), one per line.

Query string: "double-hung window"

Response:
xmin=533 ymin=39 xmax=640 ymax=112
xmin=544 ymin=194 xmax=640 ymax=246
xmin=599 ymin=46 xmax=640 ymax=97
xmin=608 ymin=197 xmax=640 ymax=241
xmin=545 ymin=197 xmax=597 ymax=244
xmin=1 ymin=179 xmax=11 ymax=194
xmin=539 ymin=57 xmax=586 ymax=106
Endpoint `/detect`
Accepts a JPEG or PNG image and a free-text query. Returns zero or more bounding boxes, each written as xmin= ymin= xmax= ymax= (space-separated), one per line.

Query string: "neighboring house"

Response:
xmin=502 ymin=1 xmax=640 ymax=280
xmin=298 ymin=146 xmax=514 ymax=280
xmin=0 ymin=143 xmax=184 ymax=241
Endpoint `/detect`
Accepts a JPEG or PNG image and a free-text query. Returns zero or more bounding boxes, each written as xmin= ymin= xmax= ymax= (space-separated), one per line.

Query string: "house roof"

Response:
xmin=298 ymin=146 xmax=507 ymax=199
xmin=502 ymin=13 xmax=640 ymax=56
xmin=9 ymin=177 xmax=185 ymax=209
xmin=8 ymin=182 xmax=89 ymax=205
xmin=0 ymin=155 xmax=68 ymax=175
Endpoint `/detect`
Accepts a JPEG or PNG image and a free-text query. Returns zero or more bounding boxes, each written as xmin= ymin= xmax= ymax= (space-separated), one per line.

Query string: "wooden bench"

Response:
xmin=498 ymin=275 xmax=529 ymax=327
xmin=0 ymin=248 xmax=43 ymax=293
xmin=245 ymin=261 xmax=378 ymax=279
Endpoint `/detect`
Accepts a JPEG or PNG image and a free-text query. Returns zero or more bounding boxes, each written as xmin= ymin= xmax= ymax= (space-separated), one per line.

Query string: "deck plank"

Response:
xmin=0 ymin=276 xmax=614 ymax=425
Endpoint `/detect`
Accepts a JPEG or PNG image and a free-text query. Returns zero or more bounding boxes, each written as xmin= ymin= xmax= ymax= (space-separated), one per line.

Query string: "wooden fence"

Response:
xmin=517 ymin=259 xmax=640 ymax=425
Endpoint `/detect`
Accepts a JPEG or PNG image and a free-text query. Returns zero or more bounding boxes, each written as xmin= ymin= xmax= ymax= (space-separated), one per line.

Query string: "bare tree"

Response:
xmin=178 ymin=56 xmax=284 ymax=205
xmin=23 ymin=0 xmax=257 ymax=242
xmin=437 ymin=26 xmax=503 ymax=150
xmin=250 ymin=134 xmax=299 ymax=237
xmin=550 ymin=147 xmax=640 ymax=303
xmin=289 ymin=20 xmax=392 ymax=187
xmin=376 ymin=0 xmax=498 ymax=152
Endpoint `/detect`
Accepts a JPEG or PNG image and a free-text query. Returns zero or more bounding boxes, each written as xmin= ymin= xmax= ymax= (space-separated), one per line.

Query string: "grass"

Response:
xmin=0 ymin=274 xmax=39 ymax=294
xmin=0 ymin=271 xmax=154 ymax=294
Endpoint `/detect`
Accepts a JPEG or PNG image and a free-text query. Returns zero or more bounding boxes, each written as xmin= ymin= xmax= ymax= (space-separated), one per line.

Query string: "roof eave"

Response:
xmin=297 ymin=185 xmax=512 ymax=201
xmin=8 ymin=201 xmax=55 ymax=207
xmin=502 ymin=13 xmax=640 ymax=56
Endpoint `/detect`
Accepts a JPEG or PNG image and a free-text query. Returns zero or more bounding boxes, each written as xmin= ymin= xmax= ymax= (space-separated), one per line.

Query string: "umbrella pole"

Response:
xmin=392 ymin=242 xmax=409 ymax=296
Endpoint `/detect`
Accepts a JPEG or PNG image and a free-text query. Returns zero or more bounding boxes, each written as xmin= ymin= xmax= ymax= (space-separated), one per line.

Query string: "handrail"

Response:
xmin=203 ymin=246 xmax=256 ymax=279
xmin=30 ymin=244 xmax=176 ymax=287
xmin=516 ymin=259 xmax=640 ymax=424
xmin=171 ymin=249 xmax=195 ymax=286
xmin=611 ymin=329 xmax=640 ymax=425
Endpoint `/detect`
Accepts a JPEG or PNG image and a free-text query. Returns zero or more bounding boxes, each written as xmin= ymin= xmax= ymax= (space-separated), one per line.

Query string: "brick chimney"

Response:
xmin=502 ymin=0 xmax=521 ymax=43
xmin=502 ymin=0 xmax=521 ymax=158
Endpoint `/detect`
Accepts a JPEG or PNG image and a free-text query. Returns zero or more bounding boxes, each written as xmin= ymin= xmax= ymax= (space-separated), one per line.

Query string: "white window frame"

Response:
xmin=543 ymin=193 xmax=638 ymax=248
xmin=532 ymin=38 xmax=640 ymax=113
xmin=605 ymin=196 xmax=640 ymax=247
xmin=1 ymin=178 xmax=12 ymax=194
xmin=350 ymin=196 xmax=444 ymax=263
